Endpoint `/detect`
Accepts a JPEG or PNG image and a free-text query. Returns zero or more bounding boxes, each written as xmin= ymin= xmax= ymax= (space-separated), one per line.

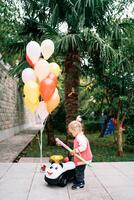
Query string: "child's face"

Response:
xmin=68 ymin=127 xmax=78 ymax=137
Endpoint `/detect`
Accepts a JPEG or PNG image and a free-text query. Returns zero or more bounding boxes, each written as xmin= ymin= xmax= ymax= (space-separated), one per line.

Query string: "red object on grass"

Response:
xmin=41 ymin=165 xmax=46 ymax=172
xmin=63 ymin=157 xmax=69 ymax=163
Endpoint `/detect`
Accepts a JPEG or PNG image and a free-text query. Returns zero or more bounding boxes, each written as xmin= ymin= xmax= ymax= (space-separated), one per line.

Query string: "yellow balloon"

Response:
xmin=26 ymin=94 xmax=39 ymax=104
xmin=23 ymin=81 xmax=40 ymax=104
xmin=46 ymin=88 xmax=60 ymax=113
xmin=24 ymin=97 xmax=39 ymax=113
xmin=49 ymin=62 xmax=61 ymax=77
xmin=24 ymin=81 xmax=40 ymax=96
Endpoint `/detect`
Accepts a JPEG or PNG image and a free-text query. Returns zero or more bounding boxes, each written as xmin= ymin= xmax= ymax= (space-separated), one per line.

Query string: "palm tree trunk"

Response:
xmin=116 ymin=110 xmax=127 ymax=156
xmin=116 ymin=99 xmax=126 ymax=156
xmin=64 ymin=50 xmax=80 ymax=128
xmin=117 ymin=123 xmax=123 ymax=156
xmin=45 ymin=115 xmax=56 ymax=146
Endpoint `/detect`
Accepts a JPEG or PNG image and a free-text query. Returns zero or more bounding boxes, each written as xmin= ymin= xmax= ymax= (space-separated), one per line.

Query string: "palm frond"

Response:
xmin=9 ymin=58 xmax=28 ymax=77
xmin=39 ymin=22 xmax=59 ymax=41
xmin=50 ymin=4 xmax=59 ymax=28
xmin=82 ymin=28 xmax=118 ymax=61
xmin=76 ymin=0 xmax=107 ymax=14
xmin=56 ymin=33 xmax=82 ymax=53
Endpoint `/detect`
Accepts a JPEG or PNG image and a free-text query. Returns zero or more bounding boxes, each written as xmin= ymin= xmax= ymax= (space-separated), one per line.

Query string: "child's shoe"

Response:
xmin=71 ymin=182 xmax=84 ymax=190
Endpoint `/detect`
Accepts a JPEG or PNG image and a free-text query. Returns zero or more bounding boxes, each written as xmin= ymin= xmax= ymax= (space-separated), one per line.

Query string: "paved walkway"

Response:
xmin=0 ymin=129 xmax=39 ymax=162
xmin=0 ymin=161 xmax=134 ymax=200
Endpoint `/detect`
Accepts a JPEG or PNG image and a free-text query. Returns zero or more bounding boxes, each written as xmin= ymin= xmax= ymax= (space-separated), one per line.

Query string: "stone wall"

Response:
xmin=0 ymin=63 xmax=35 ymax=141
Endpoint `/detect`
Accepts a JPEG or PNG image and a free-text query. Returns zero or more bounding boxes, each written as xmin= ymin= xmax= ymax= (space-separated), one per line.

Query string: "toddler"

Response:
xmin=68 ymin=116 xmax=93 ymax=190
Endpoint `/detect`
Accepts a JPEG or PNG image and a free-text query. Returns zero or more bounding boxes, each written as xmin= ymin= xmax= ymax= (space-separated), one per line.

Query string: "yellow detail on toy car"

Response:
xmin=50 ymin=155 xmax=63 ymax=163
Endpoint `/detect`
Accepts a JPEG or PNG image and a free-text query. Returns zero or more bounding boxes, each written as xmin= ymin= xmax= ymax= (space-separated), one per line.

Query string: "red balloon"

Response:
xmin=48 ymin=73 xmax=57 ymax=87
xmin=40 ymin=78 xmax=56 ymax=102
xmin=26 ymin=54 xmax=35 ymax=68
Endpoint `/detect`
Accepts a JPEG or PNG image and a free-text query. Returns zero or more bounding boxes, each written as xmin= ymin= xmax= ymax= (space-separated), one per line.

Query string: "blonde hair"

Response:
xmin=68 ymin=116 xmax=83 ymax=133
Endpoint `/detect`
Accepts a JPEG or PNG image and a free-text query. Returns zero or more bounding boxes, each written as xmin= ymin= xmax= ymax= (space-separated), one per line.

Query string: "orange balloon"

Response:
xmin=46 ymin=88 xmax=60 ymax=113
xmin=40 ymin=78 xmax=56 ymax=102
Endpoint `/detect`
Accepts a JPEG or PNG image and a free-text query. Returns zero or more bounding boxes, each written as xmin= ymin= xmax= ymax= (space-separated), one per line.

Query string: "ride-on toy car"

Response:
xmin=44 ymin=155 xmax=75 ymax=187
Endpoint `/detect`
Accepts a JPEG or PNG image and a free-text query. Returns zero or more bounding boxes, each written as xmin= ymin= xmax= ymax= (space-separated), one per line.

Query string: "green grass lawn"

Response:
xmin=89 ymin=133 xmax=134 ymax=162
xmin=22 ymin=132 xmax=134 ymax=162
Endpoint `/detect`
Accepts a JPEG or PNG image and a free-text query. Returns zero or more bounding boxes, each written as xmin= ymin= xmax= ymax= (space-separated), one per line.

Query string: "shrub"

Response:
xmin=125 ymin=126 xmax=134 ymax=145
xmin=84 ymin=120 xmax=100 ymax=132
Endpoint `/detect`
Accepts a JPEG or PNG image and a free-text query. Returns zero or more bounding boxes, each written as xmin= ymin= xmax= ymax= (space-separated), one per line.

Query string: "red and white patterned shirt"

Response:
xmin=73 ymin=132 xmax=93 ymax=166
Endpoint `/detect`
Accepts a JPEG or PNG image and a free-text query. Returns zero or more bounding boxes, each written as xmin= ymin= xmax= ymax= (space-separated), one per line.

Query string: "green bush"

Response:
xmin=84 ymin=120 xmax=100 ymax=132
xmin=125 ymin=126 xmax=134 ymax=145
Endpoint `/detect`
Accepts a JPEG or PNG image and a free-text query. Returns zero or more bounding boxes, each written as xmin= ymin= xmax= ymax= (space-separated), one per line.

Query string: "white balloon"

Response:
xmin=41 ymin=39 xmax=54 ymax=60
xmin=34 ymin=58 xmax=50 ymax=82
xmin=26 ymin=41 xmax=41 ymax=65
xmin=22 ymin=68 xmax=36 ymax=83
xmin=36 ymin=101 xmax=49 ymax=123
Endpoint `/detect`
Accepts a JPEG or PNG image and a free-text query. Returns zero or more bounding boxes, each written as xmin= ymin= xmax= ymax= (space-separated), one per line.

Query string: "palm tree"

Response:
xmin=45 ymin=0 xmax=117 ymax=127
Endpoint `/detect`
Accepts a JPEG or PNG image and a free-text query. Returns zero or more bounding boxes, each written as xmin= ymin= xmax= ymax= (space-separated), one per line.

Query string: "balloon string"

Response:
xmin=40 ymin=127 xmax=43 ymax=166
xmin=38 ymin=116 xmax=48 ymax=170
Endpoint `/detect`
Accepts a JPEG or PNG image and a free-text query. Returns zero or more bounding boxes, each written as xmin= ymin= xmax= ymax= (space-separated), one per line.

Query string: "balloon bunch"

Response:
xmin=22 ymin=39 xmax=61 ymax=122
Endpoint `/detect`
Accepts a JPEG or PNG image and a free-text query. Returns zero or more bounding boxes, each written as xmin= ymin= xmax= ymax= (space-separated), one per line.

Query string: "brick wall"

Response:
xmin=0 ymin=63 xmax=35 ymax=139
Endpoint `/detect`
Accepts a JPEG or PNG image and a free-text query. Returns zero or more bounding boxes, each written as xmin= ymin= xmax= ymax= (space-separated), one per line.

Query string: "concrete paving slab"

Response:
xmin=111 ymin=162 xmax=134 ymax=178
xmin=4 ymin=163 xmax=38 ymax=177
xmin=28 ymin=171 xmax=69 ymax=200
xmin=68 ymin=186 xmax=113 ymax=200
xmin=0 ymin=163 xmax=37 ymax=200
xmin=91 ymin=162 xmax=134 ymax=188
xmin=85 ymin=176 xmax=104 ymax=188
xmin=0 ymin=162 xmax=134 ymax=200
xmin=97 ymin=174 xmax=134 ymax=187
xmin=91 ymin=162 xmax=123 ymax=176
xmin=0 ymin=178 xmax=32 ymax=200
xmin=0 ymin=130 xmax=37 ymax=162
xmin=107 ymin=186 xmax=134 ymax=200
xmin=0 ymin=163 xmax=12 ymax=179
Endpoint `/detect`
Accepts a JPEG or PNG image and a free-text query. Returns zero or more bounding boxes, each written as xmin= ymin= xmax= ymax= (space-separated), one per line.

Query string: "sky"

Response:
xmin=120 ymin=2 xmax=134 ymax=18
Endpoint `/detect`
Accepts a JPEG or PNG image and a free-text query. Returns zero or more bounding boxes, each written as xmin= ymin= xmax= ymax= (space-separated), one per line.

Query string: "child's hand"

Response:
xmin=70 ymin=149 xmax=76 ymax=155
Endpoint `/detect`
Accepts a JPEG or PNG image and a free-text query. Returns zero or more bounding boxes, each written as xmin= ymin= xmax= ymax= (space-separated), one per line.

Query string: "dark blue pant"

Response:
xmin=75 ymin=165 xmax=86 ymax=184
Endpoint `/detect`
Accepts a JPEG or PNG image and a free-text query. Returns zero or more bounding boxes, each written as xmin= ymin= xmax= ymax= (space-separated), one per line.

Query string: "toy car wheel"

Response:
xmin=58 ymin=175 xmax=68 ymax=187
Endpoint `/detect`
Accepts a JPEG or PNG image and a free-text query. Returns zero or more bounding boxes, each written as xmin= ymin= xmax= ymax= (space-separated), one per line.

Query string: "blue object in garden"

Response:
xmin=104 ymin=119 xmax=115 ymax=136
